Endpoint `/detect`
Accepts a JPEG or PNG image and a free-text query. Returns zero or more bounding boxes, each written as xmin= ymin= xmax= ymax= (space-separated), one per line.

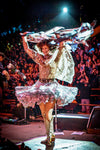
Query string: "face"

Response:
xmin=41 ymin=45 xmax=49 ymax=55
xmin=59 ymin=41 xmax=64 ymax=47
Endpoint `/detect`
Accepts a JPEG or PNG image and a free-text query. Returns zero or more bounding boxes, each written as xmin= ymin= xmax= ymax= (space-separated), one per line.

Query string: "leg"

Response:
xmin=39 ymin=102 xmax=45 ymax=118
xmin=50 ymin=116 xmax=55 ymax=141
xmin=45 ymin=101 xmax=55 ymax=146
xmin=39 ymin=101 xmax=55 ymax=146
xmin=39 ymin=102 xmax=48 ymax=143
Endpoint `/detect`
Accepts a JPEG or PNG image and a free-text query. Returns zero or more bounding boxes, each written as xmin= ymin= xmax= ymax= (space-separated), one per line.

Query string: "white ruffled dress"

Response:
xmin=15 ymin=46 xmax=78 ymax=108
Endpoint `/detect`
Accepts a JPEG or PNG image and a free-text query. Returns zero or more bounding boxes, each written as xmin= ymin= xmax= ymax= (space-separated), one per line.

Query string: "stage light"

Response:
xmin=63 ymin=7 xmax=68 ymax=13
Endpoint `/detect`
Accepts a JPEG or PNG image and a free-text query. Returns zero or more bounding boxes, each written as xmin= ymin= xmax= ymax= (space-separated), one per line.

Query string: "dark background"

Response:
xmin=0 ymin=0 xmax=99 ymax=32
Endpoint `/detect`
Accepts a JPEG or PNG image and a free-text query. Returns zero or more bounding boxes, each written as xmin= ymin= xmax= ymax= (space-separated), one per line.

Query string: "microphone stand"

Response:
xmin=16 ymin=105 xmax=29 ymax=125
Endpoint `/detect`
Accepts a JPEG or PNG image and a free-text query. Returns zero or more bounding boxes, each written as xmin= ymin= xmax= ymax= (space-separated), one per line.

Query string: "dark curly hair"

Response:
xmin=37 ymin=39 xmax=57 ymax=51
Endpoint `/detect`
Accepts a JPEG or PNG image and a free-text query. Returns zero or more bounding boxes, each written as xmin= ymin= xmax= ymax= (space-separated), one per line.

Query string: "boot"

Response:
xmin=41 ymin=118 xmax=50 ymax=144
xmin=40 ymin=101 xmax=55 ymax=146
xmin=39 ymin=102 xmax=48 ymax=144
xmin=45 ymin=105 xmax=55 ymax=146
xmin=42 ymin=118 xmax=54 ymax=146
xmin=50 ymin=117 xmax=55 ymax=142
xmin=41 ymin=119 xmax=55 ymax=145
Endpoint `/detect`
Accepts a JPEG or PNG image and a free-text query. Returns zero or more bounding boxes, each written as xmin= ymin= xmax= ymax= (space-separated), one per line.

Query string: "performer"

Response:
xmin=15 ymin=22 xmax=95 ymax=146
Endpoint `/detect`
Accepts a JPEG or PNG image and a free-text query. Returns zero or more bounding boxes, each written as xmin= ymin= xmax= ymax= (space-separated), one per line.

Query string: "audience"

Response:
xmin=0 ymin=23 xmax=100 ymax=111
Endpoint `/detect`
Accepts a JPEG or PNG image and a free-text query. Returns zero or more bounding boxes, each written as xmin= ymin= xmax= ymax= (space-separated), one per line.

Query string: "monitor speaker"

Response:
xmin=87 ymin=106 xmax=100 ymax=134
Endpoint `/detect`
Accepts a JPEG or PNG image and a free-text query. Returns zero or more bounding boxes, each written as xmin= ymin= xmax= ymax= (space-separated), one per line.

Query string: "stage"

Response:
xmin=17 ymin=136 xmax=100 ymax=150
xmin=0 ymin=113 xmax=100 ymax=149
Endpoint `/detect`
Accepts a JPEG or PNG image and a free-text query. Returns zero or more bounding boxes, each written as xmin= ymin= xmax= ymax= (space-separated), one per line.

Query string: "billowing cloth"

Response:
xmin=15 ymin=80 xmax=78 ymax=108
xmin=55 ymin=47 xmax=75 ymax=83
xmin=26 ymin=21 xmax=95 ymax=51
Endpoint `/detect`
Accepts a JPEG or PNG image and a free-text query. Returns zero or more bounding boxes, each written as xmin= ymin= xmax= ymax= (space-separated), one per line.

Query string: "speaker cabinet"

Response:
xmin=87 ymin=106 xmax=100 ymax=134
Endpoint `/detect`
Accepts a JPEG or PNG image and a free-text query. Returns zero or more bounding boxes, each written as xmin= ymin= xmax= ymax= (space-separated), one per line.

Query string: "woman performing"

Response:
xmin=15 ymin=21 xmax=95 ymax=146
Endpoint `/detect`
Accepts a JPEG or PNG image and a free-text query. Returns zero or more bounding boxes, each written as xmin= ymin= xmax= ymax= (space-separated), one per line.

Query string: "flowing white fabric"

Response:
xmin=55 ymin=47 xmax=75 ymax=83
xmin=26 ymin=22 xmax=94 ymax=48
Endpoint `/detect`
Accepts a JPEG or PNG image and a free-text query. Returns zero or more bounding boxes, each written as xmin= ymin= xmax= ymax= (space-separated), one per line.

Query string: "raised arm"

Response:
xmin=22 ymin=36 xmax=46 ymax=66
xmin=22 ymin=36 xmax=37 ymax=61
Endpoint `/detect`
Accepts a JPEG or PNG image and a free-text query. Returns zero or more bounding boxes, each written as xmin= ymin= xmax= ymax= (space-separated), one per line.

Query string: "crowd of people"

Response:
xmin=0 ymin=23 xmax=100 ymax=112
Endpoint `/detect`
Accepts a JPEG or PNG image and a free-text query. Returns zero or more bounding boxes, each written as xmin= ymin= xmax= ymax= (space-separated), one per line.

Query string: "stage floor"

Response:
xmin=18 ymin=136 xmax=100 ymax=150
xmin=0 ymin=113 xmax=100 ymax=149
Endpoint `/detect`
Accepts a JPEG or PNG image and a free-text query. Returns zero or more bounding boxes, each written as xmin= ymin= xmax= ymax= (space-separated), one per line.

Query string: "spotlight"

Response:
xmin=63 ymin=7 xmax=68 ymax=13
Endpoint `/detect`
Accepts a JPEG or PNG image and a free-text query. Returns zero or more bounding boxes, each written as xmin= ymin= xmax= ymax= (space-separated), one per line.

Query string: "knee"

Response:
xmin=48 ymin=109 xmax=53 ymax=121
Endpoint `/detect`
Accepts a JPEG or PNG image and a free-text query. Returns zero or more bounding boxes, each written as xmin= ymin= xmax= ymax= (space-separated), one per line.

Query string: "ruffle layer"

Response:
xmin=15 ymin=80 xmax=78 ymax=108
